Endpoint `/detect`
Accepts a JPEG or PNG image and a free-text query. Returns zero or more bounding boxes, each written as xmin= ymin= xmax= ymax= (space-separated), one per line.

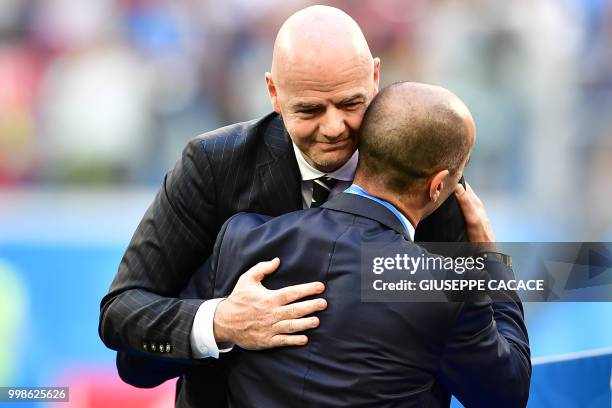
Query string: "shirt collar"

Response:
xmin=344 ymin=184 xmax=416 ymax=241
xmin=292 ymin=142 xmax=358 ymax=182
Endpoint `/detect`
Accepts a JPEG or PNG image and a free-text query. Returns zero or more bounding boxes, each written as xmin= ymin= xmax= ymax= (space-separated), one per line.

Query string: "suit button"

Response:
xmin=151 ymin=343 xmax=157 ymax=352
xmin=165 ymin=344 xmax=172 ymax=353
xmin=143 ymin=342 xmax=148 ymax=351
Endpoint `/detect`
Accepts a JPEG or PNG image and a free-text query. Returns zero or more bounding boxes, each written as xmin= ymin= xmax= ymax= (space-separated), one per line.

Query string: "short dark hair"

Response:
xmin=358 ymin=82 xmax=471 ymax=194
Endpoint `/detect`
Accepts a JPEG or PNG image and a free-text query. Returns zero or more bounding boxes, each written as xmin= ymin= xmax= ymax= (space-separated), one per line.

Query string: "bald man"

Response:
xmin=99 ymin=6 xmax=469 ymax=406
xmin=185 ymin=82 xmax=530 ymax=407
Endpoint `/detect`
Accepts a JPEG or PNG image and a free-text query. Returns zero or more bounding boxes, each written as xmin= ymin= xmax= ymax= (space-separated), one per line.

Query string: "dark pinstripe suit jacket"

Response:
xmin=98 ymin=112 xmax=467 ymax=407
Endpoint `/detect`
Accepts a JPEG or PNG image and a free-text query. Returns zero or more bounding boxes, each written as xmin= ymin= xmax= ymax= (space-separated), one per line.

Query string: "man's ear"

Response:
xmin=265 ymin=72 xmax=282 ymax=114
xmin=428 ymin=169 xmax=450 ymax=203
xmin=373 ymin=57 xmax=381 ymax=93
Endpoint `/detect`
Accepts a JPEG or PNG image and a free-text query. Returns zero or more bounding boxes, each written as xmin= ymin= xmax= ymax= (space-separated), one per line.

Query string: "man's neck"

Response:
xmin=354 ymin=180 xmax=423 ymax=229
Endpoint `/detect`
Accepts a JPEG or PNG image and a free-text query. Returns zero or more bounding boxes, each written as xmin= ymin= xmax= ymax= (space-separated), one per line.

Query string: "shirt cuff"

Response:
xmin=190 ymin=298 xmax=235 ymax=359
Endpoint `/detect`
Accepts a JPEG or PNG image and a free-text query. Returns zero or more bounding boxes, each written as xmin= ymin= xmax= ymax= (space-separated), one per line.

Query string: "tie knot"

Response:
xmin=315 ymin=176 xmax=337 ymax=191
xmin=311 ymin=176 xmax=337 ymax=208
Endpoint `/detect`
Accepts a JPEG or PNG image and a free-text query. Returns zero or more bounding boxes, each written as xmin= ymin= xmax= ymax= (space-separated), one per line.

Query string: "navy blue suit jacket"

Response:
xmin=187 ymin=192 xmax=531 ymax=407
xmin=101 ymin=113 xmax=474 ymax=407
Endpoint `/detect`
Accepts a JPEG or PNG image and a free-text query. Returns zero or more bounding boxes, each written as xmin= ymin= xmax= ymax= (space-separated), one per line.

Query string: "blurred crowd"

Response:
xmin=0 ymin=0 xmax=611 ymax=238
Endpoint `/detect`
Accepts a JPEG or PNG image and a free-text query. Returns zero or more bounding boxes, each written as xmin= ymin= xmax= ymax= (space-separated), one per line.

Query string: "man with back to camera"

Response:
xmin=98 ymin=5 xmax=472 ymax=406
xmin=188 ymin=82 xmax=531 ymax=407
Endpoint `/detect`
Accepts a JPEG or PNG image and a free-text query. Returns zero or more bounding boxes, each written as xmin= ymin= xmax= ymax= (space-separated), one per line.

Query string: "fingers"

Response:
xmin=454 ymin=183 xmax=466 ymax=197
xmin=276 ymin=298 xmax=327 ymax=320
xmin=464 ymin=183 xmax=483 ymax=206
xmin=273 ymin=281 xmax=325 ymax=305
xmin=454 ymin=183 xmax=478 ymax=223
xmin=454 ymin=182 xmax=497 ymax=244
xmin=242 ymin=258 xmax=281 ymax=282
xmin=269 ymin=334 xmax=309 ymax=347
xmin=272 ymin=316 xmax=320 ymax=334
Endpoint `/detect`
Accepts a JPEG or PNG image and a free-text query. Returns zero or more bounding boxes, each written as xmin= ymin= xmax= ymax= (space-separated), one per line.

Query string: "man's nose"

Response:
xmin=319 ymin=108 xmax=346 ymax=139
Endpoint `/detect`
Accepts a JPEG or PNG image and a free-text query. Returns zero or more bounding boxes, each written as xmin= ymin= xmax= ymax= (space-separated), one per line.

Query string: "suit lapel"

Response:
xmin=257 ymin=115 xmax=302 ymax=215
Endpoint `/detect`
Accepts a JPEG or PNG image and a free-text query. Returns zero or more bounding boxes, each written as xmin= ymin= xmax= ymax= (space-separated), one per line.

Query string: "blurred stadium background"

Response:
xmin=0 ymin=0 xmax=611 ymax=406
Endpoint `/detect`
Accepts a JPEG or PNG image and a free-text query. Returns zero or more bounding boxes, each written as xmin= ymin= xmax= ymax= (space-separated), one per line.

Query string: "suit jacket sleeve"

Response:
xmin=179 ymin=212 xmax=241 ymax=300
xmin=112 ymin=207 xmax=238 ymax=389
xmin=99 ymin=138 xmax=221 ymax=361
xmin=436 ymin=260 xmax=532 ymax=408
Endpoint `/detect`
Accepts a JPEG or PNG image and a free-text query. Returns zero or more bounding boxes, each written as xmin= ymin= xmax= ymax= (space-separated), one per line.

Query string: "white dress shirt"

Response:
xmin=190 ymin=144 xmax=359 ymax=358
xmin=292 ymin=142 xmax=358 ymax=209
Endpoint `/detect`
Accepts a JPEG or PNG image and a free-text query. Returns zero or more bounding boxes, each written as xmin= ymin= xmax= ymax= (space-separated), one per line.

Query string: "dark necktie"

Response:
xmin=311 ymin=176 xmax=337 ymax=208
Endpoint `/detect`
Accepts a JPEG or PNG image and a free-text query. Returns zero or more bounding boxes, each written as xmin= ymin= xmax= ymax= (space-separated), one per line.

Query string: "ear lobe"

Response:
xmin=265 ymin=72 xmax=281 ymax=114
xmin=428 ymin=180 xmax=439 ymax=203
xmin=430 ymin=185 xmax=441 ymax=203
xmin=428 ymin=169 xmax=450 ymax=203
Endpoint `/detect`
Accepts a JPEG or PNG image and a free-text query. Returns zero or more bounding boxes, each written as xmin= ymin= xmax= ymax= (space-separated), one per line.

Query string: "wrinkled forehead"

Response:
xmin=285 ymin=89 xmax=370 ymax=113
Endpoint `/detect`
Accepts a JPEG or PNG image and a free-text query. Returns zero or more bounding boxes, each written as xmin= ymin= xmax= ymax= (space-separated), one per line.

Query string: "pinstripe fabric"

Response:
xmin=99 ymin=111 xmax=468 ymax=407
xmin=99 ymin=112 xmax=302 ymax=364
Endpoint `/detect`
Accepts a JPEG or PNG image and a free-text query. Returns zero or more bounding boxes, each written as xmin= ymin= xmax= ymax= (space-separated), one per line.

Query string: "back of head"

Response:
xmin=357 ymin=82 xmax=474 ymax=195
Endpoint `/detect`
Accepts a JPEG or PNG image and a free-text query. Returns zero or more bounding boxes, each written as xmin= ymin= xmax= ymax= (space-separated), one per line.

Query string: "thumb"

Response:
xmin=454 ymin=183 xmax=476 ymax=221
xmin=454 ymin=183 xmax=466 ymax=198
xmin=243 ymin=258 xmax=281 ymax=283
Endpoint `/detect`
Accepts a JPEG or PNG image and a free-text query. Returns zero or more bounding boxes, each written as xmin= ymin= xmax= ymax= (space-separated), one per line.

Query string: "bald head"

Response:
xmin=357 ymin=82 xmax=475 ymax=195
xmin=271 ymin=5 xmax=373 ymax=87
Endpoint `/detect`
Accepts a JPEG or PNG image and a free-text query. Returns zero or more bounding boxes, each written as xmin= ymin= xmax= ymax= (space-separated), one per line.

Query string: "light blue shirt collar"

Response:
xmin=344 ymin=184 xmax=415 ymax=241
